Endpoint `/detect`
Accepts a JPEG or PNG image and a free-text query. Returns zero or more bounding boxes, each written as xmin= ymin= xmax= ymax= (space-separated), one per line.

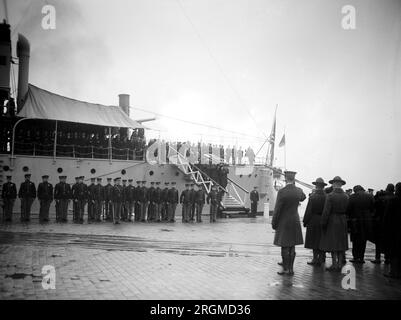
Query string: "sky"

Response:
xmin=1 ymin=0 xmax=401 ymax=190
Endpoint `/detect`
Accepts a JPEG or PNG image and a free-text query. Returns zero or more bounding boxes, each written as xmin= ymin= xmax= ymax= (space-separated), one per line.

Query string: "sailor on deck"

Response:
xmin=54 ymin=175 xmax=71 ymax=222
xmin=1 ymin=176 xmax=17 ymax=222
xmin=168 ymin=182 xmax=178 ymax=222
xmin=250 ymin=186 xmax=259 ymax=218
xmin=18 ymin=174 xmax=36 ymax=222
xmin=37 ymin=175 xmax=53 ymax=223
xmin=104 ymin=178 xmax=114 ymax=221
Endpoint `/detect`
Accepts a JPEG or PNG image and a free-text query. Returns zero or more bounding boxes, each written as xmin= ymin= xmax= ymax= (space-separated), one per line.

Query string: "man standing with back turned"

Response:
xmin=272 ymin=171 xmax=306 ymax=276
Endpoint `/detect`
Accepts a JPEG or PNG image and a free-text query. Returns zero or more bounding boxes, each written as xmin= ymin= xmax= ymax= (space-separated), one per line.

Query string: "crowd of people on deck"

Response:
xmin=272 ymin=171 xmax=401 ymax=280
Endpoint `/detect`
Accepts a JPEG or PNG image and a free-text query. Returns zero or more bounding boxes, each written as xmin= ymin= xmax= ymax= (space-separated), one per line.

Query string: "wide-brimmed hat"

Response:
xmin=329 ymin=176 xmax=346 ymax=185
xmin=312 ymin=177 xmax=327 ymax=186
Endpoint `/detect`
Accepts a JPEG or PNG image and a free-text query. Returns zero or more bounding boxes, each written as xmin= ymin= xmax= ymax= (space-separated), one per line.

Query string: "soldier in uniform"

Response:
xmin=320 ymin=176 xmax=349 ymax=272
xmin=87 ymin=178 xmax=97 ymax=223
xmin=147 ymin=182 xmax=156 ymax=222
xmin=303 ymin=178 xmax=327 ymax=266
xmin=189 ymin=183 xmax=196 ymax=222
xmin=346 ymin=185 xmax=375 ymax=263
xmin=207 ymin=185 xmax=219 ymax=223
xmin=153 ymin=182 xmax=162 ymax=222
xmin=71 ymin=176 xmax=80 ymax=222
xmin=1 ymin=176 xmax=17 ymax=222
xmin=194 ymin=184 xmax=205 ymax=223
xmin=112 ymin=177 xmax=123 ymax=224
xmin=94 ymin=178 xmax=104 ymax=222
xmin=168 ymin=181 xmax=179 ymax=222
xmin=250 ymin=186 xmax=259 ymax=218
xmin=18 ymin=174 xmax=36 ymax=222
xmin=104 ymin=178 xmax=114 ymax=221
xmin=126 ymin=179 xmax=135 ymax=222
xmin=139 ymin=181 xmax=148 ymax=222
xmin=161 ymin=182 xmax=170 ymax=222
xmin=121 ymin=179 xmax=128 ymax=221
xmin=37 ymin=175 xmax=53 ymax=222
xmin=74 ymin=176 xmax=88 ymax=223
xmin=134 ymin=180 xmax=141 ymax=221
xmin=272 ymin=171 xmax=306 ymax=276
xmin=180 ymin=184 xmax=191 ymax=223
xmin=54 ymin=175 xmax=71 ymax=222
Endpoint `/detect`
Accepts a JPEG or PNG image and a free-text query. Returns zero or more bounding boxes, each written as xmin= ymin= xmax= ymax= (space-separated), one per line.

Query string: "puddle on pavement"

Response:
xmin=5 ymin=273 xmax=41 ymax=280
xmin=160 ymin=229 xmax=173 ymax=232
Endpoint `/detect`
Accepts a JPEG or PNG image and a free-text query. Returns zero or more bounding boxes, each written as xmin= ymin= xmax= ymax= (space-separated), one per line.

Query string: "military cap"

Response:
xmin=90 ymin=177 xmax=96 ymax=181
xmin=368 ymin=188 xmax=374 ymax=192
xmin=164 ymin=182 xmax=170 ymax=185
xmin=284 ymin=171 xmax=296 ymax=180
xmin=59 ymin=175 xmax=67 ymax=179
xmin=24 ymin=174 xmax=31 ymax=178
xmin=42 ymin=175 xmax=49 ymax=179
xmin=150 ymin=181 xmax=155 ymax=184
xmin=312 ymin=177 xmax=327 ymax=186
xmin=171 ymin=181 xmax=176 ymax=185
xmin=80 ymin=176 xmax=85 ymax=179
xmin=115 ymin=177 xmax=121 ymax=180
xmin=75 ymin=176 xmax=80 ymax=180
xmin=122 ymin=179 xmax=127 ymax=182
xmin=329 ymin=176 xmax=346 ymax=185
xmin=142 ymin=180 xmax=146 ymax=183
xmin=107 ymin=177 xmax=112 ymax=181
xmin=353 ymin=185 xmax=365 ymax=193
xmin=155 ymin=182 xmax=160 ymax=185
xmin=97 ymin=177 xmax=102 ymax=181
xmin=136 ymin=180 xmax=141 ymax=184
xmin=190 ymin=183 xmax=194 ymax=186
xmin=6 ymin=176 xmax=12 ymax=179
xmin=128 ymin=179 xmax=133 ymax=182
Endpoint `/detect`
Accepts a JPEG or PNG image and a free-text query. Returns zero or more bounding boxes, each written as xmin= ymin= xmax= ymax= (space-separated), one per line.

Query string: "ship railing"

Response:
xmin=12 ymin=141 xmax=145 ymax=161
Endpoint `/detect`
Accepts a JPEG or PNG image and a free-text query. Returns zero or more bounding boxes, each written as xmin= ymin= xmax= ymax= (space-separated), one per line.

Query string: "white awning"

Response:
xmin=17 ymin=84 xmax=145 ymax=129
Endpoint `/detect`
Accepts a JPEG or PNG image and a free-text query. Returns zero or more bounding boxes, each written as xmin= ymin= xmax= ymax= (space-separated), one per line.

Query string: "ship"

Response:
xmin=0 ymin=19 xmax=288 ymax=221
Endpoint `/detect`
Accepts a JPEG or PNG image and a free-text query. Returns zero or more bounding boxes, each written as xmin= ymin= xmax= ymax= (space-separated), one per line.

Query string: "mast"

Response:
xmin=265 ymin=105 xmax=277 ymax=166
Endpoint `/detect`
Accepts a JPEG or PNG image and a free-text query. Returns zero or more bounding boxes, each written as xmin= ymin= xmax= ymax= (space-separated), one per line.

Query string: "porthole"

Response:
xmin=121 ymin=169 xmax=126 ymax=175
xmin=91 ymin=168 xmax=96 ymax=174
xmin=255 ymin=174 xmax=258 ymax=178
xmin=23 ymin=166 xmax=29 ymax=172
xmin=57 ymin=167 xmax=63 ymax=173
xmin=248 ymin=174 xmax=252 ymax=178
xmin=175 ymin=172 xmax=180 ymax=176
xmin=239 ymin=174 xmax=243 ymax=178
xmin=149 ymin=170 xmax=154 ymax=176
xmin=3 ymin=165 xmax=10 ymax=172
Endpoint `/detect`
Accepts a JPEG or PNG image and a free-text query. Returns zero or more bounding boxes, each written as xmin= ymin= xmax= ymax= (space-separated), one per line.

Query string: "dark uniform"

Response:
xmin=272 ymin=171 xmax=306 ymax=275
xmin=189 ymin=184 xmax=196 ymax=221
xmin=180 ymin=184 xmax=191 ymax=223
xmin=87 ymin=178 xmax=97 ymax=222
xmin=303 ymin=178 xmax=327 ymax=265
xmin=121 ymin=180 xmax=128 ymax=221
xmin=18 ymin=174 xmax=36 ymax=222
xmin=153 ymin=182 xmax=162 ymax=222
xmin=126 ymin=179 xmax=135 ymax=221
xmin=73 ymin=176 xmax=88 ymax=223
xmin=138 ymin=181 xmax=148 ymax=222
xmin=71 ymin=177 xmax=80 ymax=221
xmin=112 ymin=178 xmax=124 ymax=224
xmin=147 ymin=182 xmax=155 ymax=221
xmin=94 ymin=178 xmax=104 ymax=221
xmin=250 ymin=187 xmax=259 ymax=217
xmin=104 ymin=178 xmax=114 ymax=221
xmin=37 ymin=175 xmax=53 ymax=222
xmin=1 ymin=176 xmax=17 ymax=221
xmin=54 ymin=176 xmax=71 ymax=222
xmin=320 ymin=176 xmax=349 ymax=271
xmin=167 ymin=182 xmax=179 ymax=222
xmin=346 ymin=186 xmax=375 ymax=263
xmin=207 ymin=186 xmax=219 ymax=223
xmin=194 ymin=185 xmax=205 ymax=222
xmin=134 ymin=181 xmax=141 ymax=221
xmin=161 ymin=182 xmax=170 ymax=221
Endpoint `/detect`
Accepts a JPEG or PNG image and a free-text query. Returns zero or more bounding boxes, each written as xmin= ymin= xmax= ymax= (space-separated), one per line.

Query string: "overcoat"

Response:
xmin=320 ymin=188 xmax=349 ymax=252
xmin=303 ymin=189 xmax=326 ymax=249
xmin=346 ymin=191 xmax=375 ymax=242
xmin=272 ymin=184 xmax=306 ymax=247
xmin=383 ymin=193 xmax=401 ymax=258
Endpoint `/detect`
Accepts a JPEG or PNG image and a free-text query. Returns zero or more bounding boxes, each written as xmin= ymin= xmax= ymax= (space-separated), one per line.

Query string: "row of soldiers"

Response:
xmin=1 ymin=174 xmax=222 ymax=224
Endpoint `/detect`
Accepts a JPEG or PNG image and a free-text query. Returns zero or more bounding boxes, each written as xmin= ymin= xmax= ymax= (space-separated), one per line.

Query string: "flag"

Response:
xmin=279 ymin=134 xmax=285 ymax=147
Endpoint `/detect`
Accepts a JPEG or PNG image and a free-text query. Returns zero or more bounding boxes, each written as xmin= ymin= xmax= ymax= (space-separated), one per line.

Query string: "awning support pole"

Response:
xmin=10 ymin=117 xmax=30 ymax=168
xmin=53 ymin=120 xmax=58 ymax=161
xmin=108 ymin=127 xmax=112 ymax=164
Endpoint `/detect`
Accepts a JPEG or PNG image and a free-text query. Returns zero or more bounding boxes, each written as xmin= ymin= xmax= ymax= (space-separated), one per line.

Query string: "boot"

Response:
xmin=326 ymin=252 xmax=338 ymax=272
xmin=277 ymin=253 xmax=290 ymax=275
xmin=307 ymin=250 xmax=319 ymax=265
xmin=288 ymin=252 xmax=296 ymax=275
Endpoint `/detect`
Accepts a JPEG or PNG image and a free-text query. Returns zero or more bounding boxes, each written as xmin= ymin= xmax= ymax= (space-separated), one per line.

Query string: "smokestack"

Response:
xmin=17 ymin=34 xmax=30 ymax=112
xmin=0 ymin=21 xmax=11 ymax=103
xmin=118 ymin=94 xmax=130 ymax=116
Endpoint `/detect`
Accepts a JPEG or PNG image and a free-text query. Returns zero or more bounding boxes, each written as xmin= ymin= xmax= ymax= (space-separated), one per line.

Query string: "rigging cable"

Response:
xmin=175 ymin=0 xmax=268 ymax=139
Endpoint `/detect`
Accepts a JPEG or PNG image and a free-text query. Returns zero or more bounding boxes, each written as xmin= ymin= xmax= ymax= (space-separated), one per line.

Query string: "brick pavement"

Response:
xmin=0 ymin=217 xmax=400 ymax=300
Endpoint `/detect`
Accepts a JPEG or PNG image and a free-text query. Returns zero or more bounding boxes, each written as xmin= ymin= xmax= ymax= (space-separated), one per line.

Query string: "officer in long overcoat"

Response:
xmin=250 ymin=186 xmax=259 ymax=218
xmin=320 ymin=176 xmax=349 ymax=271
xmin=346 ymin=185 xmax=375 ymax=263
xmin=2 ymin=176 xmax=17 ymax=222
xmin=272 ymin=171 xmax=306 ymax=275
xmin=54 ymin=175 xmax=71 ymax=222
xmin=303 ymin=177 xmax=327 ymax=266
xmin=37 ymin=175 xmax=53 ymax=222
xmin=18 ymin=174 xmax=36 ymax=222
